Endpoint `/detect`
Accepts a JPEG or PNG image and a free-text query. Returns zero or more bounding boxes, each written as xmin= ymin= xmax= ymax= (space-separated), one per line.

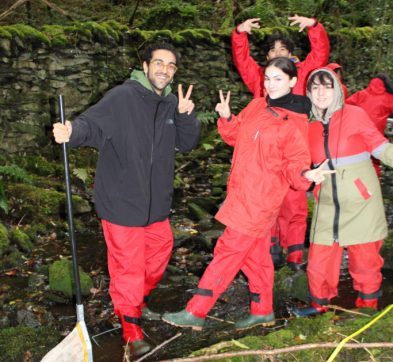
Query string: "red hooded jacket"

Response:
xmin=326 ymin=63 xmax=349 ymax=99
xmin=215 ymin=97 xmax=311 ymax=238
xmin=232 ymin=22 xmax=330 ymax=97
xmin=346 ymin=78 xmax=393 ymax=135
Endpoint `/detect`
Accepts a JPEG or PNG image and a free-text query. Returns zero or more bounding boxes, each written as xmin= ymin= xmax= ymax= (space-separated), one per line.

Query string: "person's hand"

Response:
xmin=215 ymin=90 xmax=231 ymax=119
xmin=237 ymin=18 xmax=260 ymax=35
xmin=178 ymin=84 xmax=195 ymax=115
xmin=303 ymin=159 xmax=336 ymax=185
xmin=53 ymin=121 xmax=72 ymax=143
xmin=288 ymin=14 xmax=315 ymax=32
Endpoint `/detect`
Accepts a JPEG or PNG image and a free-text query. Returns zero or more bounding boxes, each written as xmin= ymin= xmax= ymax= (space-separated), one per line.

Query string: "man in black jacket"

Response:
xmin=53 ymin=42 xmax=200 ymax=357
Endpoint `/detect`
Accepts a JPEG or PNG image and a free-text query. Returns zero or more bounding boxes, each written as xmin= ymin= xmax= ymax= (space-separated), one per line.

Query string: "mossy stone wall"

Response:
xmin=0 ymin=23 xmax=392 ymax=155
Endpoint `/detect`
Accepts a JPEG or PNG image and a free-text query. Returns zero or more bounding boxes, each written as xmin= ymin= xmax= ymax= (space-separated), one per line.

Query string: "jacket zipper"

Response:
xmin=322 ymin=123 xmax=340 ymax=241
xmin=146 ymin=100 xmax=162 ymax=225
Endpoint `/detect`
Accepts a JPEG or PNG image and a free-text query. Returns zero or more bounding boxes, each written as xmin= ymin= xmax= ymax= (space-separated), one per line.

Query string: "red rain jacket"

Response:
xmin=232 ymin=22 xmax=330 ymax=97
xmin=346 ymin=78 xmax=393 ymax=135
xmin=215 ymin=98 xmax=311 ymax=238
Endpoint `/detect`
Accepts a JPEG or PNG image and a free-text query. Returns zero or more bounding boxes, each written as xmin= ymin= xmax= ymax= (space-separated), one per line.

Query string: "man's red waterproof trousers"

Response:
xmin=101 ymin=219 xmax=173 ymax=342
xmin=307 ymin=240 xmax=384 ymax=309
xmin=186 ymin=226 xmax=274 ymax=318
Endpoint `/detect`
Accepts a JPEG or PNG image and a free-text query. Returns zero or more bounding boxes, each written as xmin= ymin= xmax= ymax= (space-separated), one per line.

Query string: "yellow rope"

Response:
xmin=327 ymin=304 xmax=393 ymax=361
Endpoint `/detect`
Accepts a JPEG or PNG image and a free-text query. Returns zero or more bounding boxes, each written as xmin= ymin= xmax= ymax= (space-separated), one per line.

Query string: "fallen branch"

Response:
xmin=0 ymin=0 xmax=28 ymax=21
xmin=135 ymin=332 xmax=182 ymax=362
xmin=206 ymin=315 xmax=234 ymax=324
xmin=0 ymin=0 xmax=72 ymax=22
xmin=160 ymin=342 xmax=393 ymax=361
xmin=39 ymin=0 xmax=70 ymax=17
xmin=327 ymin=304 xmax=371 ymax=317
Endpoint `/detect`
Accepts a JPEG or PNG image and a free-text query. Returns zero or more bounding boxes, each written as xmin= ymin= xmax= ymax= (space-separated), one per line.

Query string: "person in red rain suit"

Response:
xmin=162 ymin=57 xmax=334 ymax=331
xmin=292 ymin=68 xmax=393 ymax=317
xmin=346 ymin=73 xmax=393 ymax=177
xmin=232 ymin=15 xmax=330 ymax=269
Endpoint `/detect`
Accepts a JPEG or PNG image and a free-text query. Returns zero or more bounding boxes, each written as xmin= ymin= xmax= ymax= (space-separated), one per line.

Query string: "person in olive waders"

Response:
xmin=292 ymin=67 xmax=393 ymax=317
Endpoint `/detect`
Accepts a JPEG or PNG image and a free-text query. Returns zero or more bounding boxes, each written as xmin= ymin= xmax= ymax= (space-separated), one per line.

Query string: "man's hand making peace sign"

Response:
xmin=178 ymin=84 xmax=195 ymax=114
xmin=215 ymin=90 xmax=231 ymax=119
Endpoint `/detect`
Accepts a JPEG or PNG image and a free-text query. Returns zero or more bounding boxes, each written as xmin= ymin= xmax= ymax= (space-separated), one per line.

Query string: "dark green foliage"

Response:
xmin=0 ymin=164 xmax=32 ymax=214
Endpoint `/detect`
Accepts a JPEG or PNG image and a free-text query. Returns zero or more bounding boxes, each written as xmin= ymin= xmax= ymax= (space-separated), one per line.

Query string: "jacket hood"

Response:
xmin=130 ymin=69 xmax=172 ymax=97
xmin=307 ymin=67 xmax=344 ymax=124
xmin=367 ymin=78 xmax=386 ymax=95
xmin=326 ymin=63 xmax=342 ymax=71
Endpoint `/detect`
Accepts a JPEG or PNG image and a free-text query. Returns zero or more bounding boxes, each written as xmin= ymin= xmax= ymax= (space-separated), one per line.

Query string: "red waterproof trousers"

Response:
xmin=276 ymin=188 xmax=308 ymax=263
xmin=101 ymin=219 xmax=173 ymax=342
xmin=307 ymin=241 xmax=384 ymax=309
xmin=186 ymin=226 xmax=274 ymax=318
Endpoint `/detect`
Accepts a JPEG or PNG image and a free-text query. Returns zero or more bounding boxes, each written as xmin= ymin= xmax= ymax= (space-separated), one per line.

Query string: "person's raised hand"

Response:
xmin=303 ymin=159 xmax=336 ymax=185
xmin=215 ymin=90 xmax=231 ymax=119
xmin=237 ymin=18 xmax=260 ymax=35
xmin=288 ymin=14 xmax=315 ymax=32
xmin=178 ymin=84 xmax=195 ymax=115
xmin=53 ymin=121 xmax=72 ymax=143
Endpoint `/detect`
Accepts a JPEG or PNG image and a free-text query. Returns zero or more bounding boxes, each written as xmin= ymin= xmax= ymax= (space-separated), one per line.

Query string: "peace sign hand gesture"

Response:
xmin=303 ymin=159 xmax=336 ymax=185
xmin=215 ymin=90 xmax=231 ymax=119
xmin=178 ymin=84 xmax=195 ymax=115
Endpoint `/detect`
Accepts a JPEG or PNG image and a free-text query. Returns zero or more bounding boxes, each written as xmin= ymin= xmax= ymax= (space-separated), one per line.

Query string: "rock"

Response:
xmin=17 ymin=310 xmax=41 ymax=328
xmin=72 ymin=195 xmax=92 ymax=214
xmin=49 ymin=259 xmax=93 ymax=298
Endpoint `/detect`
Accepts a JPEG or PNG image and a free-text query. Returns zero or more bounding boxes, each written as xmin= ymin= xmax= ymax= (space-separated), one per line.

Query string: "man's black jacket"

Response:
xmin=69 ymin=74 xmax=200 ymax=226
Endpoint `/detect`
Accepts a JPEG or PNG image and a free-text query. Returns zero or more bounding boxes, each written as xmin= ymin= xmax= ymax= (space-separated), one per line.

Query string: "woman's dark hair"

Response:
xmin=265 ymin=57 xmax=297 ymax=79
xmin=376 ymin=73 xmax=393 ymax=94
xmin=307 ymin=71 xmax=334 ymax=92
xmin=264 ymin=32 xmax=295 ymax=54
xmin=141 ymin=41 xmax=180 ymax=66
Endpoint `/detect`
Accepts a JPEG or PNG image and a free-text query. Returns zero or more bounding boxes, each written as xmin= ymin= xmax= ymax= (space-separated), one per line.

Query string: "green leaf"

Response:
xmin=231 ymin=339 xmax=250 ymax=349
xmin=202 ymin=143 xmax=214 ymax=151
xmin=72 ymin=168 xmax=89 ymax=184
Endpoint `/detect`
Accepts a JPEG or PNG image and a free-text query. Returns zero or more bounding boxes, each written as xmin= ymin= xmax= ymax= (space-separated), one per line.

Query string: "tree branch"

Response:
xmin=161 ymin=342 xmax=393 ymax=361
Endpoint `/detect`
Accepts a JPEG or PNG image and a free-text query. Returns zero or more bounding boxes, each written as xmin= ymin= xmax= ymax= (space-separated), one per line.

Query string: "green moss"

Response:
xmin=41 ymin=25 xmax=68 ymax=47
xmin=0 ymin=27 xmax=12 ymax=39
xmin=0 ymin=326 xmax=60 ymax=362
xmin=335 ymin=26 xmax=376 ymax=41
xmin=7 ymin=183 xmax=64 ymax=218
xmin=176 ymin=28 xmax=217 ymax=44
xmin=19 ymin=155 xmax=63 ymax=178
xmin=25 ymin=223 xmax=49 ymax=241
xmin=6 ymin=183 xmax=88 ymax=222
xmin=192 ymin=310 xmax=393 ymax=361
xmin=3 ymin=24 xmax=50 ymax=45
xmin=0 ymin=249 xmax=23 ymax=270
xmin=0 ymin=222 xmax=10 ymax=253
xmin=64 ymin=23 xmax=93 ymax=40
xmin=9 ymin=227 xmax=34 ymax=252
xmin=49 ymin=259 xmax=93 ymax=298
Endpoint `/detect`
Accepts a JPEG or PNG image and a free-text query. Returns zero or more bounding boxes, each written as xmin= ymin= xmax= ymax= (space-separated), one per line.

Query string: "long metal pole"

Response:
xmin=58 ymin=94 xmax=82 ymax=305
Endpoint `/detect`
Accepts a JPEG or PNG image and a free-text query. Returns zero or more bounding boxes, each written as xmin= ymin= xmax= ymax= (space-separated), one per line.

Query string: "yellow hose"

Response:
xmin=327 ymin=304 xmax=393 ymax=361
